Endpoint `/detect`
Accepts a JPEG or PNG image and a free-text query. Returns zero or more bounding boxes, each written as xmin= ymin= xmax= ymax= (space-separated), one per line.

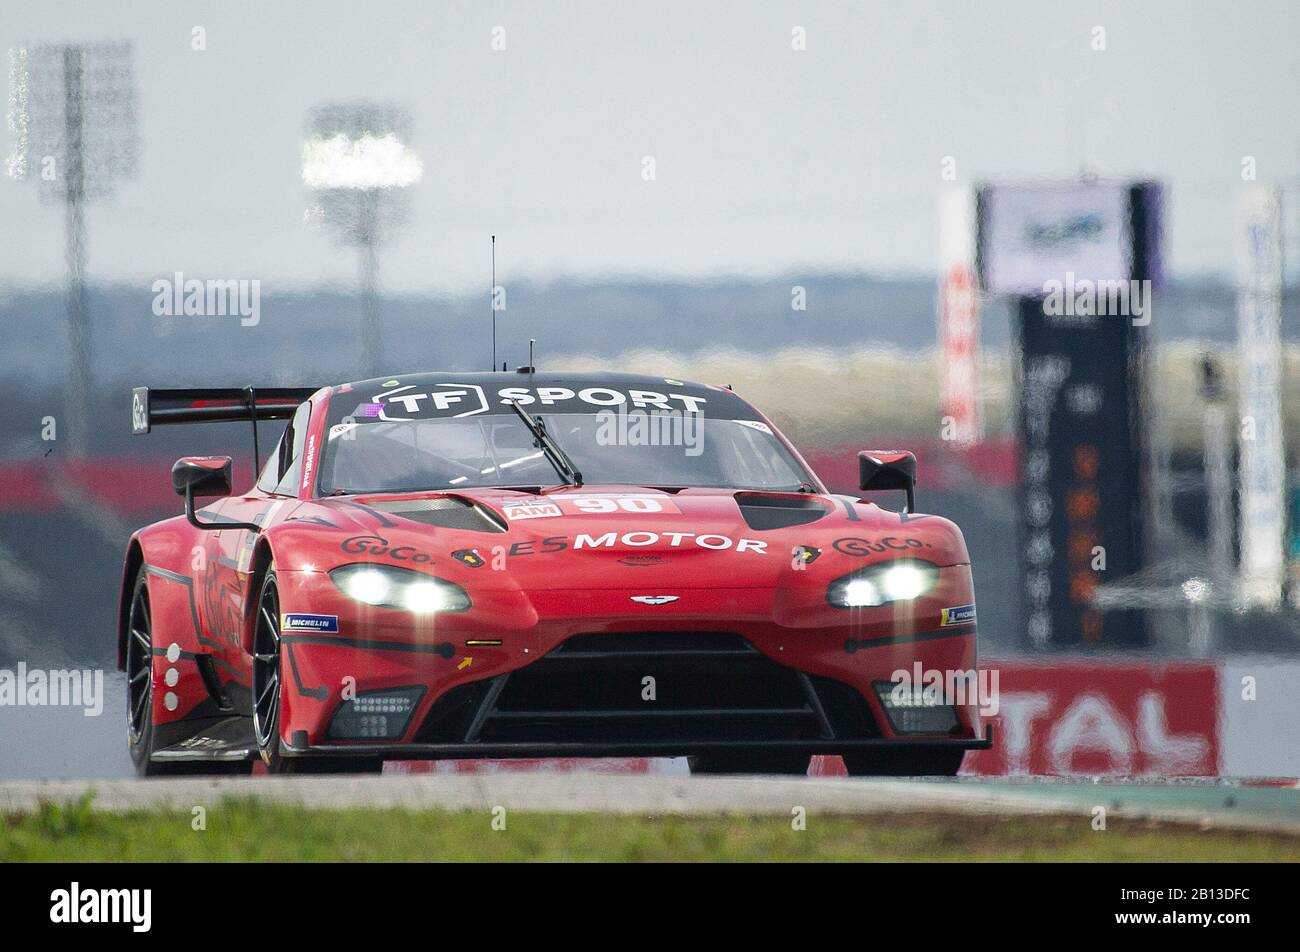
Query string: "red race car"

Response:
xmin=119 ymin=372 xmax=991 ymax=775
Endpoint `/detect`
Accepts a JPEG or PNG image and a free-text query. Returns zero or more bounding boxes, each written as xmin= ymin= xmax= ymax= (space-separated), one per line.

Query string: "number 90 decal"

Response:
xmin=559 ymin=494 xmax=679 ymax=515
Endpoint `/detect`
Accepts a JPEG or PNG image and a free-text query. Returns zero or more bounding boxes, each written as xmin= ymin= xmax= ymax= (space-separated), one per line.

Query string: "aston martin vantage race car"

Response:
xmin=119 ymin=371 xmax=990 ymax=775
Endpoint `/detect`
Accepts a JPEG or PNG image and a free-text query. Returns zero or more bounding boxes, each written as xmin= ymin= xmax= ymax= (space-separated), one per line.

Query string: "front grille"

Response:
xmin=414 ymin=632 xmax=879 ymax=745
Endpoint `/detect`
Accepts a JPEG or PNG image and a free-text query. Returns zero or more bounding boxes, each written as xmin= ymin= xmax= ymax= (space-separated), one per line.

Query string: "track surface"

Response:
xmin=2 ymin=773 xmax=1297 ymax=834
xmin=4 ymin=675 xmax=1297 ymax=834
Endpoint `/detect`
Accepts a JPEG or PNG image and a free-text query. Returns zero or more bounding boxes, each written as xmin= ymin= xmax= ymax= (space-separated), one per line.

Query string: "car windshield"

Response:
xmin=316 ymin=411 xmax=812 ymax=493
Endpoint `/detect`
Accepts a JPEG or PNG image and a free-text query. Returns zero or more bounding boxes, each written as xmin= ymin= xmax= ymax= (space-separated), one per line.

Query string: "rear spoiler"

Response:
xmin=131 ymin=386 xmax=318 ymax=435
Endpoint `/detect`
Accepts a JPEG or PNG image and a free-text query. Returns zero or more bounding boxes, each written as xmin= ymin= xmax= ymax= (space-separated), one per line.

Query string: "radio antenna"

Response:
xmin=490 ymin=235 xmax=497 ymax=371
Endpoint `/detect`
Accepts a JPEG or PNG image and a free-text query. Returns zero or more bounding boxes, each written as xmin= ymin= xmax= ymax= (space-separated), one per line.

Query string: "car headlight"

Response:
xmin=329 ymin=564 xmax=471 ymax=613
xmin=827 ymin=559 xmax=939 ymax=608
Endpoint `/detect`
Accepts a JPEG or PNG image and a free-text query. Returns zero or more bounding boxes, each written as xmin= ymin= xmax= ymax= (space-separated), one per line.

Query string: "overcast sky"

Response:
xmin=2 ymin=0 xmax=1298 ymax=294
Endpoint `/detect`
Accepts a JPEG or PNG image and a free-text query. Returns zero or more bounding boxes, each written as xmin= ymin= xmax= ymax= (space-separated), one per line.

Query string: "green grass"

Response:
xmin=4 ymin=795 xmax=1298 ymax=861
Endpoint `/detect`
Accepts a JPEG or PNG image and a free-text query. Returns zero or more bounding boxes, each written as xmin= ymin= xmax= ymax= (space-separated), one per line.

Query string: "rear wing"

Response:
xmin=131 ymin=386 xmax=319 ymax=435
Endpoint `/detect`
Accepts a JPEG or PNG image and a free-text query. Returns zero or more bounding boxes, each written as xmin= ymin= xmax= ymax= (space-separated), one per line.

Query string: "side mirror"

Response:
xmin=172 ymin=456 xmax=260 ymax=533
xmin=172 ymin=456 xmax=233 ymax=498
xmin=858 ymin=450 xmax=916 ymax=513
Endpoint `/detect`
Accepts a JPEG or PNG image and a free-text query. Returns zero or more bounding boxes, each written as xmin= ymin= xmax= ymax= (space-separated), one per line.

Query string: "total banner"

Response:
xmin=960 ymin=660 xmax=1220 ymax=777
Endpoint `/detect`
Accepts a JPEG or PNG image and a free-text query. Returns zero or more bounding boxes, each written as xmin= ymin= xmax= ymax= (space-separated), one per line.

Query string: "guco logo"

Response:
xmin=832 ymin=536 xmax=929 ymax=556
xmin=340 ymin=535 xmax=433 ymax=564
xmin=50 ymin=883 xmax=152 ymax=932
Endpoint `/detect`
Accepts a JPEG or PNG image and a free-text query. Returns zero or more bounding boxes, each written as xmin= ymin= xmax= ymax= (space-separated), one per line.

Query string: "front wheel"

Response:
xmin=842 ymin=748 xmax=965 ymax=777
xmin=251 ymin=569 xmax=382 ymax=775
xmin=125 ymin=568 xmax=250 ymax=776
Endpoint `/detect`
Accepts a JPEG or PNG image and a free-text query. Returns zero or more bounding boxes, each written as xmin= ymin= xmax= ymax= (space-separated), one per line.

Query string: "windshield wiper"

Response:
xmin=507 ymin=401 xmax=583 ymax=486
xmin=328 ymin=487 xmax=440 ymax=495
xmin=330 ymin=483 xmax=551 ymax=496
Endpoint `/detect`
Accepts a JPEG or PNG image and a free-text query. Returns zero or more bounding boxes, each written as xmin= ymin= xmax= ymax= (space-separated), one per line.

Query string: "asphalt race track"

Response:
xmin=0 ymin=771 xmax=1296 ymax=835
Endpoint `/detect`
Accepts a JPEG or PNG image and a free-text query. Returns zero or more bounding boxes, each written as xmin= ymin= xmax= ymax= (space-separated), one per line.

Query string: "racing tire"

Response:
xmin=125 ymin=568 xmax=252 ymax=776
xmin=687 ymin=751 xmax=810 ymax=775
xmin=841 ymin=748 xmax=965 ymax=777
xmin=252 ymin=569 xmax=383 ymax=775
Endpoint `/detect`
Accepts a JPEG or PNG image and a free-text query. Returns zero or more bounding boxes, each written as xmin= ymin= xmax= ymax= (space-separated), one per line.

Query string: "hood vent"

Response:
xmin=734 ymin=492 xmax=831 ymax=531
xmin=369 ymin=497 xmax=506 ymax=533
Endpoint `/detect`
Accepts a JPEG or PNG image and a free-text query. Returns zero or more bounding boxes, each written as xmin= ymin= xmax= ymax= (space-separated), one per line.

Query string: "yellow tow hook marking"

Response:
xmin=458 ymin=657 xmax=473 ymax=670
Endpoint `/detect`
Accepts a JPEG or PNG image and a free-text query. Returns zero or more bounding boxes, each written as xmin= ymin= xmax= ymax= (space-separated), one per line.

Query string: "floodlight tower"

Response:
xmin=301 ymin=103 xmax=422 ymax=378
xmin=7 ymin=42 xmax=138 ymax=455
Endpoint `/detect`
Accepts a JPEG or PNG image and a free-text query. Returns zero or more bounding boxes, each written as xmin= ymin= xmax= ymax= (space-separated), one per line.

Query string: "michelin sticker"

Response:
xmin=940 ymin=604 xmax=976 ymax=626
xmin=281 ymin=613 xmax=340 ymax=633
